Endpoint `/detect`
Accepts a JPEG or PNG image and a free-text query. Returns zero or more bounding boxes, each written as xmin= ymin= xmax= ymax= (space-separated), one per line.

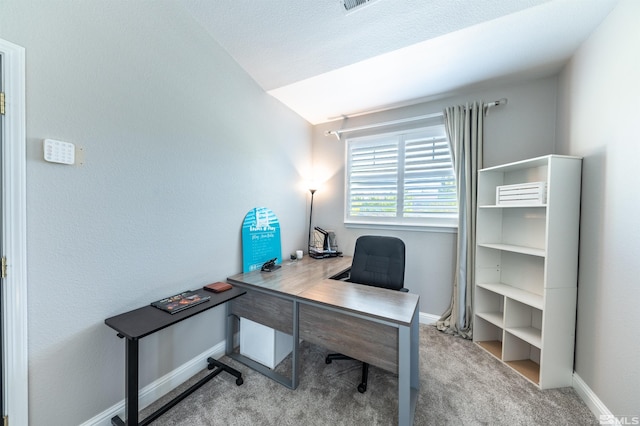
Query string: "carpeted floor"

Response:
xmin=143 ymin=324 xmax=598 ymax=425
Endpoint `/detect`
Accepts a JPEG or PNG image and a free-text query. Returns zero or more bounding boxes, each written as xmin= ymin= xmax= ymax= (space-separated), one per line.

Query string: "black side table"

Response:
xmin=105 ymin=287 xmax=246 ymax=426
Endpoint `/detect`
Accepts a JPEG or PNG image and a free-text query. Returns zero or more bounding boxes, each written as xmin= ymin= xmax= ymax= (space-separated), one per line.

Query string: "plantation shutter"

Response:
xmin=403 ymin=134 xmax=457 ymax=217
xmin=348 ymin=140 xmax=398 ymax=217
xmin=345 ymin=125 xmax=458 ymax=227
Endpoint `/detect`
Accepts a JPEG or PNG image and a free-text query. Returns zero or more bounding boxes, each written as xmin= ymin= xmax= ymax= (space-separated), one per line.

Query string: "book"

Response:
xmin=151 ymin=290 xmax=210 ymax=314
xmin=203 ymin=282 xmax=233 ymax=293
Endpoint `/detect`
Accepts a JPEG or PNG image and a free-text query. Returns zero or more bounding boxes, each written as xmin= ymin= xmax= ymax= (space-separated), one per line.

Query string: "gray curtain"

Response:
xmin=436 ymin=101 xmax=483 ymax=339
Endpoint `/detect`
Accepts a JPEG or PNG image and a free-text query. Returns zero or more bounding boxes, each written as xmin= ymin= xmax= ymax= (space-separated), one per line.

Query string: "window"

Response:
xmin=345 ymin=125 xmax=457 ymax=229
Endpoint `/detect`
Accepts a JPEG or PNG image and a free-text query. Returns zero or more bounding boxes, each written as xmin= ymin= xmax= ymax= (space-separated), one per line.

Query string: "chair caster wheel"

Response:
xmin=236 ymin=378 xmax=243 ymax=386
xmin=325 ymin=358 xmax=332 ymax=364
xmin=357 ymin=384 xmax=367 ymax=393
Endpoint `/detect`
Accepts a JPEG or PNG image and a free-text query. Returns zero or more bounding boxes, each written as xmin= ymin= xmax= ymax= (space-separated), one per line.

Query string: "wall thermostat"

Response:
xmin=44 ymin=139 xmax=75 ymax=165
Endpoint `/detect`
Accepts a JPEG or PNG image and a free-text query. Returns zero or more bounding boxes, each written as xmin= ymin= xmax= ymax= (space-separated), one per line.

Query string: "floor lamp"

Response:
xmin=307 ymin=188 xmax=316 ymax=255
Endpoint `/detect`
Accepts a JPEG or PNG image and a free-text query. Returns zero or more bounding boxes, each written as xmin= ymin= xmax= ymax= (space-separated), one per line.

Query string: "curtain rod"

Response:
xmin=324 ymin=112 xmax=443 ymax=139
xmin=325 ymin=98 xmax=507 ymax=140
xmin=483 ymin=98 xmax=508 ymax=116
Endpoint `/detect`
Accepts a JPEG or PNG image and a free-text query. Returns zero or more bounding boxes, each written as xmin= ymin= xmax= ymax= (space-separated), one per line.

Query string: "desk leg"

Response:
xmin=398 ymin=325 xmax=410 ymax=426
xmin=111 ymin=338 xmax=139 ymax=426
xmin=410 ymin=305 xmax=420 ymax=391
xmin=126 ymin=338 xmax=139 ymax=426
xmin=292 ymin=301 xmax=299 ymax=389
xmin=225 ymin=303 xmax=234 ymax=355
xmin=398 ymin=307 xmax=419 ymax=426
xmin=225 ymin=296 xmax=299 ymax=390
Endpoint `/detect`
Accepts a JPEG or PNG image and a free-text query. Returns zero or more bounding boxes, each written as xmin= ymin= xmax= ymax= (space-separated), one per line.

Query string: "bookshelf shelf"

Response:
xmin=476 ymin=283 xmax=543 ymax=310
xmin=478 ymin=243 xmax=545 ymax=258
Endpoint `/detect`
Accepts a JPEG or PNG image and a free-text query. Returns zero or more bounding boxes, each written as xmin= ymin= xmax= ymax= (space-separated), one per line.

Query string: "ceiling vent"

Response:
xmin=342 ymin=0 xmax=379 ymax=13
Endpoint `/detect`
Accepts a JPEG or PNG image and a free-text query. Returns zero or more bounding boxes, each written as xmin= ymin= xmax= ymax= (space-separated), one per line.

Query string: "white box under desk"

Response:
xmin=240 ymin=317 xmax=293 ymax=369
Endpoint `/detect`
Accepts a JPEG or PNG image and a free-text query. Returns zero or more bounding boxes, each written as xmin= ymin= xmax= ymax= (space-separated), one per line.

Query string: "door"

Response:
xmin=0 ymin=53 xmax=4 ymax=419
xmin=0 ymin=37 xmax=28 ymax=425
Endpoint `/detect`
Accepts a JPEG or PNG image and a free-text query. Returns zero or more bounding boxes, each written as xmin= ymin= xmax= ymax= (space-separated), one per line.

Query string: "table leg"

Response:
xmin=111 ymin=338 xmax=138 ymax=426
xmin=398 ymin=325 xmax=410 ymax=426
xmin=225 ymin=303 xmax=234 ymax=355
xmin=398 ymin=307 xmax=420 ymax=426
xmin=292 ymin=300 xmax=299 ymax=389
xmin=410 ymin=306 xmax=420 ymax=390
xmin=225 ymin=294 xmax=299 ymax=390
xmin=126 ymin=338 xmax=139 ymax=426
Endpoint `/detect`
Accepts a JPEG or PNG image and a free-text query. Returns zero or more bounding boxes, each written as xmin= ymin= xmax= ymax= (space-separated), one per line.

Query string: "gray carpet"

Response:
xmin=143 ymin=325 xmax=597 ymax=425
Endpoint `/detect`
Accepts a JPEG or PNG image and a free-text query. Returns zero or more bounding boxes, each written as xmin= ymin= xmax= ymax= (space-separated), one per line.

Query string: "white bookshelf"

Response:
xmin=473 ymin=155 xmax=582 ymax=389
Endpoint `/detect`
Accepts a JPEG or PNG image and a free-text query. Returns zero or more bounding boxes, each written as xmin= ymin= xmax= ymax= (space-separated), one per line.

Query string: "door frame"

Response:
xmin=0 ymin=37 xmax=28 ymax=426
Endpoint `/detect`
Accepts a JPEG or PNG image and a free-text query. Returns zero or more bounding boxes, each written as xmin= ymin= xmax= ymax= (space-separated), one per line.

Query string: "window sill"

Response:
xmin=344 ymin=221 xmax=458 ymax=234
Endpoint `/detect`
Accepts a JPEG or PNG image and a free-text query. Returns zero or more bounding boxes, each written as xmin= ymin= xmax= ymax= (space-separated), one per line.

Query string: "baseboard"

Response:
xmin=419 ymin=312 xmax=440 ymax=325
xmin=573 ymin=372 xmax=618 ymax=424
xmin=80 ymin=341 xmax=226 ymax=426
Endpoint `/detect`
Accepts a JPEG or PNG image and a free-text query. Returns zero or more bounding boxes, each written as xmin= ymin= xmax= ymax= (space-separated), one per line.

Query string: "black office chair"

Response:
xmin=325 ymin=235 xmax=407 ymax=393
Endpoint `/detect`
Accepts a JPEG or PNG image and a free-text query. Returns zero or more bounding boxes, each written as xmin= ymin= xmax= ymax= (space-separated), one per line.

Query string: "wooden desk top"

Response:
xmin=299 ymin=279 xmax=419 ymax=326
xmin=226 ymin=256 xmax=353 ymax=296
xmin=227 ymin=255 xmax=419 ymax=326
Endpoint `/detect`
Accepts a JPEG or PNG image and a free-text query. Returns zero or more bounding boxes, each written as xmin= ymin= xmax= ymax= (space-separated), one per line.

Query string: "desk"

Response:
xmin=226 ymin=257 xmax=420 ymax=426
xmin=105 ymin=287 xmax=246 ymax=426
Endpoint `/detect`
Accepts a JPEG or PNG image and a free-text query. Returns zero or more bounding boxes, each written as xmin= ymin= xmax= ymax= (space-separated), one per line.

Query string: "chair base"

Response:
xmin=325 ymin=353 xmax=369 ymax=393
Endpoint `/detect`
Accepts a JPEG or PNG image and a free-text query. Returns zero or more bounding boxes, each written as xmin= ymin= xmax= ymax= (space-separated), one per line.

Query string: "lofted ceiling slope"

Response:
xmin=181 ymin=0 xmax=618 ymax=124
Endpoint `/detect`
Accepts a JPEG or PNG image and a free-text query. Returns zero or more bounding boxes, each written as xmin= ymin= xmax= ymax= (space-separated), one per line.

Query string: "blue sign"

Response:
xmin=241 ymin=207 xmax=282 ymax=272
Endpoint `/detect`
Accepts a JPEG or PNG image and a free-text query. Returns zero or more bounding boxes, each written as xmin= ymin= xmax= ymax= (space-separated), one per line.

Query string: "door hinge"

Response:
xmin=0 ymin=92 xmax=5 ymax=115
xmin=1 ymin=256 xmax=7 ymax=278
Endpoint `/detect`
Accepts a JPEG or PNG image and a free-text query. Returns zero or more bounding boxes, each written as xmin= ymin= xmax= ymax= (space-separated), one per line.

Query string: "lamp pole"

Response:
xmin=307 ymin=188 xmax=316 ymax=255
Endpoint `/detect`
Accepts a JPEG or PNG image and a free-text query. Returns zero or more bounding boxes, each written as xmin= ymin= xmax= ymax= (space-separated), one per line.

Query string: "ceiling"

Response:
xmin=181 ymin=0 xmax=618 ymax=124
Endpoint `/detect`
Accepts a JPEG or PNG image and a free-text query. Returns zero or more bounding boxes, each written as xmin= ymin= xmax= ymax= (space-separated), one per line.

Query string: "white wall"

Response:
xmin=557 ymin=0 xmax=640 ymax=417
xmin=0 ymin=2 xmax=312 ymax=425
xmin=311 ymin=76 xmax=558 ymax=317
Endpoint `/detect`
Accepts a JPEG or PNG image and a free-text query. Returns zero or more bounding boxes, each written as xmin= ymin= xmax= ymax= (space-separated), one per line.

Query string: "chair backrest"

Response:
xmin=348 ymin=236 xmax=405 ymax=291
